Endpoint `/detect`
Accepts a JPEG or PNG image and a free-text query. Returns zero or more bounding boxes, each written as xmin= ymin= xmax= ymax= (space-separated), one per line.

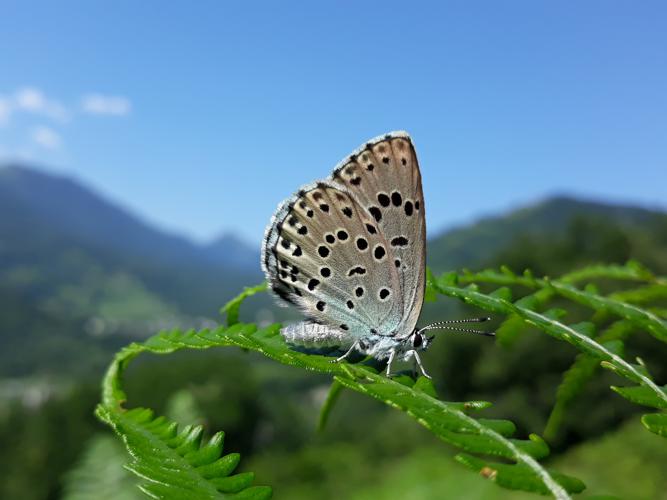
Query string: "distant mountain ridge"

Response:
xmin=0 ymin=164 xmax=263 ymax=318
xmin=0 ymin=164 xmax=259 ymax=270
xmin=426 ymin=196 xmax=664 ymax=272
xmin=204 ymin=233 xmax=262 ymax=271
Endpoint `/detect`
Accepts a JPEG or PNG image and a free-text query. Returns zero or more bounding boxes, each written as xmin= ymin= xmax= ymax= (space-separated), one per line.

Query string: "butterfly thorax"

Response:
xmin=357 ymin=330 xmax=431 ymax=361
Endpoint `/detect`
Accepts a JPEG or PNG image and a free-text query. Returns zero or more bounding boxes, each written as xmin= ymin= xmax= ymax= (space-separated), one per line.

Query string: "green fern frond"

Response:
xmin=317 ymin=379 xmax=344 ymax=432
xmin=63 ymin=435 xmax=142 ymax=500
xmin=449 ymin=263 xmax=667 ymax=343
xmin=98 ymin=261 xmax=667 ymax=499
xmin=609 ymin=283 xmax=667 ymax=305
xmin=641 ymin=414 xmax=667 ymax=437
xmin=219 ymin=283 xmax=268 ymax=326
xmin=95 ymin=405 xmax=271 ymax=499
xmin=99 ymin=317 xmax=584 ymax=499
xmin=556 ymin=260 xmax=657 ymax=284
xmin=544 ymin=321 xmax=634 ymax=441
xmin=455 ymin=453 xmax=584 ymax=496
xmin=429 ymin=265 xmax=667 ymax=440
xmin=547 ymin=281 xmax=667 ymax=343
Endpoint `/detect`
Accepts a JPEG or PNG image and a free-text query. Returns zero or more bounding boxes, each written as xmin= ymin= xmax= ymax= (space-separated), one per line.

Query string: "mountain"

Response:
xmin=426 ymin=196 xmax=666 ymax=273
xmin=0 ymin=164 xmax=264 ymax=319
xmin=0 ymin=165 xmax=258 ymax=268
xmin=204 ymin=233 xmax=260 ymax=271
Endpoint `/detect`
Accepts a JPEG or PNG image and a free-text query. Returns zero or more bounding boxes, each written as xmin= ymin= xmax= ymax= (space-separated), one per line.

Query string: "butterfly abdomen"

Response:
xmin=281 ymin=322 xmax=353 ymax=348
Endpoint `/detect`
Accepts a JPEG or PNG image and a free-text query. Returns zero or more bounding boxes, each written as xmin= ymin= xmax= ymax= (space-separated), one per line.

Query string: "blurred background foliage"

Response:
xmin=1 ymin=162 xmax=666 ymax=499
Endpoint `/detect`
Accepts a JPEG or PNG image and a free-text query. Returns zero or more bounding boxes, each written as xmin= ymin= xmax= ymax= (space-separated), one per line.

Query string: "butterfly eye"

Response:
xmin=412 ymin=333 xmax=423 ymax=348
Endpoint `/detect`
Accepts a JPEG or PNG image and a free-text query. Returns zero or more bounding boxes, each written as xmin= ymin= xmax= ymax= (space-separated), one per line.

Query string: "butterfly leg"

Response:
xmin=330 ymin=342 xmax=359 ymax=363
xmin=385 ymin=349 xmax=397 ymax=377
xmin=409 ymin=350 xmax=432 ymax=379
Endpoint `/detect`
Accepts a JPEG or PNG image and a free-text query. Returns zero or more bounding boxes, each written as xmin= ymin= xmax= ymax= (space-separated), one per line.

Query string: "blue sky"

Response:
xmin=1 ymin=1 xmax=666 ymax=244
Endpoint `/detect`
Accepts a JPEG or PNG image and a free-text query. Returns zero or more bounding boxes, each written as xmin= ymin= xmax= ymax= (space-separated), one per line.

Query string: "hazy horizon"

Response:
xmin=2 ymin=161 xmax=665 ymax=248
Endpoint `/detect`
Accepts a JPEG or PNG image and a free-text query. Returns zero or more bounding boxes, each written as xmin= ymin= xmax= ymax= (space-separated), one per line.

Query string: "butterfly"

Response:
xmin=261 ymin=131 xmax=492 ymax=378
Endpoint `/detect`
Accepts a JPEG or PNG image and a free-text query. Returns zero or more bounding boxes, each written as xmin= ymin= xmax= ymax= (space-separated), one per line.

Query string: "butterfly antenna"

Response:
xmin=418 ymin=317 xmax=495 ymax=337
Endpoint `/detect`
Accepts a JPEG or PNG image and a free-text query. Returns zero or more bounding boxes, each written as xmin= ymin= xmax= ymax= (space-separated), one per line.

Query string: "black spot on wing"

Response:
xmin=377 ymin=193 xmax=390 ymax=207
xmin=368 ymin=206 xmax=382 ymax=222
xmin=391 ymin=236 xmax=409 ymax=247
xmin=348 ymin=266 xmax=366 ymax=277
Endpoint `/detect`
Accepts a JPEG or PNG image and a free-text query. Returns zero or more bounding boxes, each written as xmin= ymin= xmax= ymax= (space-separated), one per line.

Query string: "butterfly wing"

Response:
xmin=330 ymin=132 xmax=426 ymax=335
xmin=262 ymin=131 xmax=425 ymax=340
xmin=262 ymin=180 xmax=403 ymax=336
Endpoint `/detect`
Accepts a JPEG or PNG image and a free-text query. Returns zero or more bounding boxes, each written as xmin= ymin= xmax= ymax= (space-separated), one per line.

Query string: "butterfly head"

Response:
xmin=406 ymin=330 xmax=434 ymax=352
xmin=386 ymin=329 xmax=434 ymax=362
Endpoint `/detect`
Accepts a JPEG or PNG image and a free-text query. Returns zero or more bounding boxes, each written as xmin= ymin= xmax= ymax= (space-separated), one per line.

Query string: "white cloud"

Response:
xmin=15 ymin=88 xmax=45 ymax=110
xmin=81 ymin=94 xmax=132 ymax=116
xmin=12 ymin=87 xmax=70 ymax=122
xmin=0 ymin=86 xmax=132 ymax=161
xmin=32 ymin=126 xmax=62 ymax=149
xmin=0 ymin=98 xmax=10 ymax=125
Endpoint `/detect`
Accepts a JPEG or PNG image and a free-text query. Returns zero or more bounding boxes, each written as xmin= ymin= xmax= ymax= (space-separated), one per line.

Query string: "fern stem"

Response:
xmin=434 ymin=282 xmax=667 ymax=407
xmin=335 ymin=366 xmax=572 ymax=499
xmin=451 ymin=266 xmax=667 ymax=343
xmin=99 ymin=320 xmax=582 ymax=498
xmin=463 ymin=408 xmax=570 ymax=499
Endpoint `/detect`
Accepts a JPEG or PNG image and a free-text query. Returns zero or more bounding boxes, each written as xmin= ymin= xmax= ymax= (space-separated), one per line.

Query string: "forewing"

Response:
xmin=330 ymin=132 xmax=426 ymax=334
